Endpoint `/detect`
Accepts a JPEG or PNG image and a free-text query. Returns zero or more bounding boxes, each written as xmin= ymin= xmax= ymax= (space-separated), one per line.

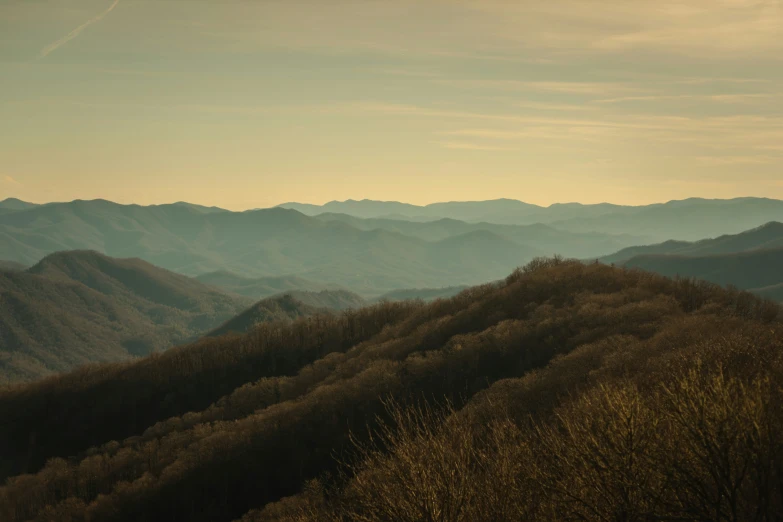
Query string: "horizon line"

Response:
xmin=2 ymin=195 xmax=781 ymax=212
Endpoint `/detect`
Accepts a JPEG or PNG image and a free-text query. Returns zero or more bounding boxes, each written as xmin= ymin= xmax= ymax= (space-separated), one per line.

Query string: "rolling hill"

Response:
xmin=600 ymin=221 xmax=783 ymax=264
xmin=207 ymin=290 xmax=365 ymax=337
xmin=0 ymin=250 xmax=250 ymax=383
xmin=0 ymin=260 xmax=25 ymax=271
xmin=0 ymin=198 xmax=38 ymax=211
xmin=374 ymin=285 xmax=470 ymax=302
xmin=597 ymin=222 xmax=783 ymax=300
xmin=0 ymin=259 xmax=780 ymax=521
xmin=196 ymin=271 xmax=344 ymax=300
xmin=622 ymin=247 xmax=783 ymax=295
xmin=207 ymin=294 xmax=331 ymax=337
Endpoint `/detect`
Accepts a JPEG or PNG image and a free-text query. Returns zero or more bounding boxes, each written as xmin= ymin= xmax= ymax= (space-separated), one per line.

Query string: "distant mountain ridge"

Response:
xmin=599 ymin=221 xmax=783 ymax=301
xmin=600 ymin=221 xmax=783 ymax=264
xmin=0 ymin=200 xmax=558 ymax=294
xmin=280 ymin=197 xmax=783 ymax=241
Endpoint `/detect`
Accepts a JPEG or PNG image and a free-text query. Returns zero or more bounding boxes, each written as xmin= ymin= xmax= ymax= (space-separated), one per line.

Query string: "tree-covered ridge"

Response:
xmin=0 ymin=259 xmax=780 ymax=521
xmin=0 ymin=250 xmax=251 ymax=383
xmin=598 ymin=222 xmax=783 ymax=301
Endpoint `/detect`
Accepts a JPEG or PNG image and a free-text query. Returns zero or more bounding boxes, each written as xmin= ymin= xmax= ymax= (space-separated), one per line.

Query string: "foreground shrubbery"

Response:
xmin=1 ymin=258 xmax=781 ymax=522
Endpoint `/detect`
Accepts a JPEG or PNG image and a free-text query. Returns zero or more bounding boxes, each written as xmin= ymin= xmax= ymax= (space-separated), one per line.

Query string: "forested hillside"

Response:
xmin=196 ymin=272 xmax=343 ymax=300
xmin=599 ymin=222 xmax=783 ymax=301
xmin=0 ymin=251 xmax=250 ymax=383
xmin=207 ymin=294 xmax=339 ymax=337
xmin=1 ymin=259 xmax=780 ymax=521
xmin=623 ymin=247 xmax=783 ymax=296
xmin=600 ymin=221 xmax=783 ymax=264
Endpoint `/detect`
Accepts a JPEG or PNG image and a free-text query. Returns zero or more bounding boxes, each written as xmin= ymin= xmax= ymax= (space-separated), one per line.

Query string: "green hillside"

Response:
xmin=623 ymin=247 xmax=783 ymax=296
xmin=0 ymin=251 xmax=250 ymax=383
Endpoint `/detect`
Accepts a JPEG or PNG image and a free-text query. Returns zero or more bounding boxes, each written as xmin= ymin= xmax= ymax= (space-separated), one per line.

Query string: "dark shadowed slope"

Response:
xmin=196 ymin=271 xmax=343 ymax=300
xmin=600 ymin=221 xmax=783 ymax=264
xmin=279 ymin=289 xmax=366 ymax=310
xmin=0 ymin=260 xmax=25 ymax=271
xmin=1 ymin=260 xmax=779 ymax=522
xmin=209 ymin=290 xmax=366 ymax=337
xmin=207 ymin=294 xmax=331 ymax=337
xmin=373 ymin=285 xmax=471 ymax=302
xmin=753 ymin=283 xmax=783 ymax=302
xmin=0 ymin=251 xmax=250 ymax=383
xmin=622 ymin=247 xmax=783 ymax=296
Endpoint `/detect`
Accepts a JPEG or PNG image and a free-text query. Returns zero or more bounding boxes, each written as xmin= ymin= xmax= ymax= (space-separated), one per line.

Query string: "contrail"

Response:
xmin=39 ymin=0 xmax=120 ymax=59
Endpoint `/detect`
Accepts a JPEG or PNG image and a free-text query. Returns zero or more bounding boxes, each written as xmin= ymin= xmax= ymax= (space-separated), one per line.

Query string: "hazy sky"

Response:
xmin=1 ymin=0 xmax=782 ymax=209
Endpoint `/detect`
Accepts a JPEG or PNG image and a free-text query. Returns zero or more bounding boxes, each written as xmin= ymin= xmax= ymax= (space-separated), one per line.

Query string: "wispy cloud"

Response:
xmin=694 ymin=155 xmax=779 ymax=166
xmin=514 ymin=101 xmax=599 ymax=112
xmin=594 ymin=93 xmax=779 ymax=105
xmin=437 ymin=141 xmax=517 ymax=151
xmin=39 ymin=0 xmax=120 ymax=59
xmin=3 ymin=175 xmax=22 ymax=187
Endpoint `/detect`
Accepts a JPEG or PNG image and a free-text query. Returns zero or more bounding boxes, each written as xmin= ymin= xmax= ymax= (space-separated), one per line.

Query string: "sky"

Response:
xmin=1 ymin=0 xmax=782 ymax=210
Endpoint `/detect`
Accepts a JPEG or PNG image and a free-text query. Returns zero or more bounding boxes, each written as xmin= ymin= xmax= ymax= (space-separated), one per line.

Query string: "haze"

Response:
xmin=1 ymin=0 xmax=782 ymax=209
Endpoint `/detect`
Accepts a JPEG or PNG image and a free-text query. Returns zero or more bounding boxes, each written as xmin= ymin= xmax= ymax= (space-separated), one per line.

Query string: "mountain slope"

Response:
xmin=196 ymin=271 xmax=343 ymax=300
xmin=601 ymin=221 xmax=783 ymax=263
xmin=0 ymin=260 xmax=779 ymax=522
xmin=207 ymin=294 xmax=331 ymax=337
xmin=623 ymin=247 xmax=783 ymax=295
xmin=0 ymin=260 xmax=25 ymax=271
xmin=0 ymin=251 xmax=250 ymax=383
xmin=374 ymin=285 xmax=470 ymax=302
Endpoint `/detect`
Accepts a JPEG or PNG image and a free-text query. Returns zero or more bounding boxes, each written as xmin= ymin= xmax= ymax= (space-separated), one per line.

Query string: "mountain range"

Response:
xmin=0 ymin=198 xmax=643 ymax=294
xmin=279 ymin=197 xmax=783 ymax=241
xmin=0 ymin=250 xmax=251 ymax=383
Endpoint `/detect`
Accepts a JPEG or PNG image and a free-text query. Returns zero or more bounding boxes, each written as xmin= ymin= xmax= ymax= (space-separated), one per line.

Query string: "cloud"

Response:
xmin=694 ymin=155 xmax=779 ymax=166
xmin=514 ymin=101 xmax=599 ymax=112
xmin=594 ymin=93 xmax=778 ymax=104
xmin=437 ymin=141 xmax=517 ymax=151
xmin=3 ymin=175 xmax=22 ymax=187
xmin=39 ymin=0 xmax=120 ymax=59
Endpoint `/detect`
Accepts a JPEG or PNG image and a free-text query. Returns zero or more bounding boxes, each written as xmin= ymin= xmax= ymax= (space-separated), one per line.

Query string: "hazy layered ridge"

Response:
xmin=0 ymin=251 xmax=250 ymax=383
xmin=623 ymin=248 xmax=783 ymax=296
xmin=597 ymin=222 xmax=783 ymax=300
xmin=600 ymin=221 xmax=783 ymax=264
xmin=0 ymin=199 xmax=639 ymax=294
xmin=282 ymin=197 xmax=783 ymax=241
xmin=0 ymin=260 xmax=779 ymax=521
